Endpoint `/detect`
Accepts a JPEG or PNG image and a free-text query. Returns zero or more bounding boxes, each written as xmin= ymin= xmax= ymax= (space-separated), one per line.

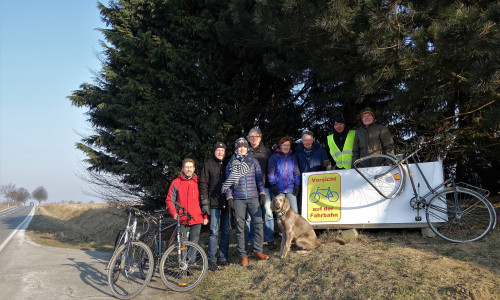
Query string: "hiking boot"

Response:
xmin=209 ymin=261 xmax=217 ymax=272
xmin=267 ymin=241 xmax=277 ymax=250
xmin=241 ymin=257 xmax=249 ymax=267
xmin=219 ymin=260 xmax=228 ymax=267
xmin=253 ymin=252 xmax=269 ymax=260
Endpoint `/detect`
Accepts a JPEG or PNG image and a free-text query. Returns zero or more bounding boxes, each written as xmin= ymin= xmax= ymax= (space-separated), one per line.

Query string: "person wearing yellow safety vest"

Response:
xmin=327 ymin=114 xmax=356 ymax=169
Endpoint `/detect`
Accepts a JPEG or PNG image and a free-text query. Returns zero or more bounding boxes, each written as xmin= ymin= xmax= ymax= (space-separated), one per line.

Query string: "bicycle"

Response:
xmin=309 ymin=186 xmax=340 ymax=203
xmin=155 ymin=202 xmax=208 ymax=292
xmin=138 ymin=209 xmax=175 ymax=273
xmin=106 ymin=206 xmax=154 ymax=299
xmin=353 ymin=141 xmax=497 ymax=243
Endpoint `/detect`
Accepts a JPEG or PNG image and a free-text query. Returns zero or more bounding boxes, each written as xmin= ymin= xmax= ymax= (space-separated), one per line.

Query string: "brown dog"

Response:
xmin=272 ymin=195 xmax=322 ymax=258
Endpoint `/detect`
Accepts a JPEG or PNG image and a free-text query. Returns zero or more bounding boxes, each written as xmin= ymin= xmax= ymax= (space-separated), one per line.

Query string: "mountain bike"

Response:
xmin=106 ymin=206 xmax=154 ymax=299
xmin=353 ymin=141 xmax=497 ymax=243
xmin=155 ymin=202 xmax=208 ymax=292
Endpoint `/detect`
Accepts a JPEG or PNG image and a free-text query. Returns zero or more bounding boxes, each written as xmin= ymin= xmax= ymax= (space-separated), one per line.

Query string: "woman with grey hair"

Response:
xmin=246 ymin=127 xmax=276 ymax=250
xmin=294 ymin=130 xmax=331 ymax=213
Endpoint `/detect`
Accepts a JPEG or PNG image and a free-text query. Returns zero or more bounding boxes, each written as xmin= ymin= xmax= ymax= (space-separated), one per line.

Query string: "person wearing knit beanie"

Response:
xmin=200 ymin=141 xmax=229 ymax=271
xmin=235 ymin=137 xmax=249 ymax=150
xmin=327 ymin=113 xmax=356 ymax=169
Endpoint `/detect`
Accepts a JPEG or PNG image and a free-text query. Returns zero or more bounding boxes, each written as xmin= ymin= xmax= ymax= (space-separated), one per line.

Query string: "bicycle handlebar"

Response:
xmin=124 ymin=202 xmax=193 ymax=221
xmin=399 ymin=136 xmax=433 ymax=163
xmin=172 ymin=201 xmax=194 ymax=220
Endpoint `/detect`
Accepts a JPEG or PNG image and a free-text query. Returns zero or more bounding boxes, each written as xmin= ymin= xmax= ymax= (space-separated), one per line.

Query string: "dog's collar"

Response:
xmin=277 ymin=208 xmax=288 ymax=218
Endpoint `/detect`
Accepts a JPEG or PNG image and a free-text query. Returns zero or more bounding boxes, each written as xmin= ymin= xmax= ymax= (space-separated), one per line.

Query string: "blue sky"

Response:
xmin=0 ymin=1 xmax=104 ymax=203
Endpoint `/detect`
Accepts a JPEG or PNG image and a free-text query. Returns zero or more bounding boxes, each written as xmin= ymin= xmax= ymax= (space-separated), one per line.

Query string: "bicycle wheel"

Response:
xmin=426 ymin=187 xmax=495 ymax=243
xmin=353 ymin=154 xmax=405 ymax=199
xmin=309 ymin=193 xmax=320 ymax=203
xmin=327 ymin=191 xmax=340 ymax=203
xmin=159 ymin=241 xmax=208 ymax=292
xmin=108 ymin=241 xmax=154 ymax=299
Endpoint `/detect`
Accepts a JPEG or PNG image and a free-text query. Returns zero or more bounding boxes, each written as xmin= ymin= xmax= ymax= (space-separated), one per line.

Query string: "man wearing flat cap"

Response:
xmin=199 ymin=141 xmax=230 ymax=271
xmin=352 ymin=107 xmax=395 ymax=167
xmin=327 ymin=114 xmax=356 ymax=169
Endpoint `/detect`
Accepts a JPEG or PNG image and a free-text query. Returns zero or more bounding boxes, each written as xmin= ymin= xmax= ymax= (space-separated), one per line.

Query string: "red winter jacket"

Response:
xmin=165 ymin=173 xmax=207 ymax=225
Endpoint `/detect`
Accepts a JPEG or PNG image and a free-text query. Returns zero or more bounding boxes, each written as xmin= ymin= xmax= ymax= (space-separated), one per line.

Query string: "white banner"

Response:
xmin=301 ymin=161 xmax=444 ymax=228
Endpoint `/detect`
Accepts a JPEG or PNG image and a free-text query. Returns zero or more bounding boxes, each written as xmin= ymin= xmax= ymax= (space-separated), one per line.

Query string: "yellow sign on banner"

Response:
xmin=307 ymin=173 xmax=341 ymax=222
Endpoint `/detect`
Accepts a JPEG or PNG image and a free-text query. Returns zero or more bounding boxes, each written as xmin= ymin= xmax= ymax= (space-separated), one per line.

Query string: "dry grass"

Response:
xmin=26 ymin=200 xmax=500 ymax=299
xmin=195 ymin=226 xmax=500 ymax=300
xmin=27 ymin=202 xmax=127 ymax=251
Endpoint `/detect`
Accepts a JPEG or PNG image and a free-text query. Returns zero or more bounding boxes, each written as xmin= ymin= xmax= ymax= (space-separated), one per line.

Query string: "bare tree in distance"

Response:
xmin=31 ymin=186 xmax=48 ymax=205
xmin=0 ymin=183 xmax=17 ymax=206
xmin=14 ymin=187 xmax=30 ymax=206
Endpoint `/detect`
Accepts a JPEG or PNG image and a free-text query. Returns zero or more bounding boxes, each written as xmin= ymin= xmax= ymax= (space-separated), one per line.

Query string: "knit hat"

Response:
xmin=333 ymin=114 xmax=346 ymax=124
xmin=213 ymin=141 xmax=226 ymax=153
xmin=235 ymin=137 xmax=249 ymax=149
xmin=359 ymin=107 xmax=375 ymax=120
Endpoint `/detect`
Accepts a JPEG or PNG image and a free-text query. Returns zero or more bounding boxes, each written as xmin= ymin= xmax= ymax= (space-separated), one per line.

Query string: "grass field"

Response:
xmin=25 ymin=201 xmax=500 ymax=299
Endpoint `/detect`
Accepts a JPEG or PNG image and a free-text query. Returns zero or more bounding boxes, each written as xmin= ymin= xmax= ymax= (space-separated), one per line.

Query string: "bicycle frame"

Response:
xmin=145 ymin=202 xmax=193 ymax=272
xmin=106 ymin=206 xmax=140 ymax=271
xmin=353 ymin=142 xmax=496 ymax=242
xmin=147 ymin=210 xmax=178 ymax=270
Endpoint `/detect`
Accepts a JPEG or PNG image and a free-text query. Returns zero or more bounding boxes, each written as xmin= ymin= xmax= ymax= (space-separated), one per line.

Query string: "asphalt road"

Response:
xmin=0 ymin=206 xmax=34 ymax=252
xmin=0 ymin=206 xmax=198 ymax=300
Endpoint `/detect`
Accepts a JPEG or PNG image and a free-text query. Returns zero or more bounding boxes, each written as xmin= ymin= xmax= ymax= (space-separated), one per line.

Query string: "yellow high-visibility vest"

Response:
xmin=327 ymin=130 xmax=356 ymax=169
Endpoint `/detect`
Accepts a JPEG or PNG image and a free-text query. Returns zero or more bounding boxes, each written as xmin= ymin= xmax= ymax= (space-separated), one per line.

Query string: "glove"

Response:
xmin=271 ymin=184 xmax=280 ymax=196
xmin=259 ymin=193 xmax=266 ymax=206
xmin=293 ymin=185 xmax=300 ymax=196
xmin=227 ymin=197 xmax=234 ymax=211
xmin=201 ymin=204 xmax=210 ymax=215
xmin=201 ymin=197 xmax=210 ymax=215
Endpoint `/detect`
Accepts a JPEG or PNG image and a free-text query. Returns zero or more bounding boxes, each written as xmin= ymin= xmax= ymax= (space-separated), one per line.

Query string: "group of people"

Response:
xmin=165 ymin=106 xmax=395 ymax=270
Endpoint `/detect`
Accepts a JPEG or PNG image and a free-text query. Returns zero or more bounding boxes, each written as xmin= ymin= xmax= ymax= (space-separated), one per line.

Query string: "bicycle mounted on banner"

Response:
xmin=353 ymin=139 xmax=497 ymax=243
xmin=106 ymin=202 xmax=208 ymax=299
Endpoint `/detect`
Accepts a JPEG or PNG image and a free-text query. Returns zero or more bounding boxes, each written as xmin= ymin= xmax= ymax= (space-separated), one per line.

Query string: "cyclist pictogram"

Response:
xmin=309 ymin=186 xmax=339 ymax=203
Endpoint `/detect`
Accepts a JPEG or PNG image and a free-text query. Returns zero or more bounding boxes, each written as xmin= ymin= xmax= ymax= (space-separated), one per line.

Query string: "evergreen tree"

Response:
xmin=248 ymin=0 xmax=500 ymax=193
xmin=69 ymin=0 xmax=303 ymax=207
xmin=69 ymin=0 xmax=499 ymax=206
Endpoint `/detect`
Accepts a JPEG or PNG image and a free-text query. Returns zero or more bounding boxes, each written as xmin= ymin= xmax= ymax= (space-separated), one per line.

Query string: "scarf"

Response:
xmin=221 ymin=152 xmax=254 ymax=193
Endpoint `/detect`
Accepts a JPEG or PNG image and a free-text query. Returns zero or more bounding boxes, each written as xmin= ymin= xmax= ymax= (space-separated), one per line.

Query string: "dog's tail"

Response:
xmin=325 ymin=238 xmax=345 ymax=245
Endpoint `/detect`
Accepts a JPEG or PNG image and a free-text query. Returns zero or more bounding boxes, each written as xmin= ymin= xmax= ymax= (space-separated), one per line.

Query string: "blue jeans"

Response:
xmin=280 ymin=192 xmax=298 ymax=213
xmin=271 ymin=192 xmax=298 ymax=235
xmin=234 ymin=198 xmax=264 ymax=257
xmin=247 ymin=188 xmax=274 ymax=244
xmin=207 ymin=208 xmax=230 ymax=263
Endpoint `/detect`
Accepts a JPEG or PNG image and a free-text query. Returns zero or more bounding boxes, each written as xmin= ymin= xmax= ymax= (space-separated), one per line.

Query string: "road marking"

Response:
xmin=0 ymin=207 xmax=35 ymax=253
xmin=0 ymin=206 xmax=21 ymax=217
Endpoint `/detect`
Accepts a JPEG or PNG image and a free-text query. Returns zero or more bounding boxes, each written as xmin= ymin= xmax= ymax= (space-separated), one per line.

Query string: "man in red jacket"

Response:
xmin=166 ymin=158 xmax=208 ymax=246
